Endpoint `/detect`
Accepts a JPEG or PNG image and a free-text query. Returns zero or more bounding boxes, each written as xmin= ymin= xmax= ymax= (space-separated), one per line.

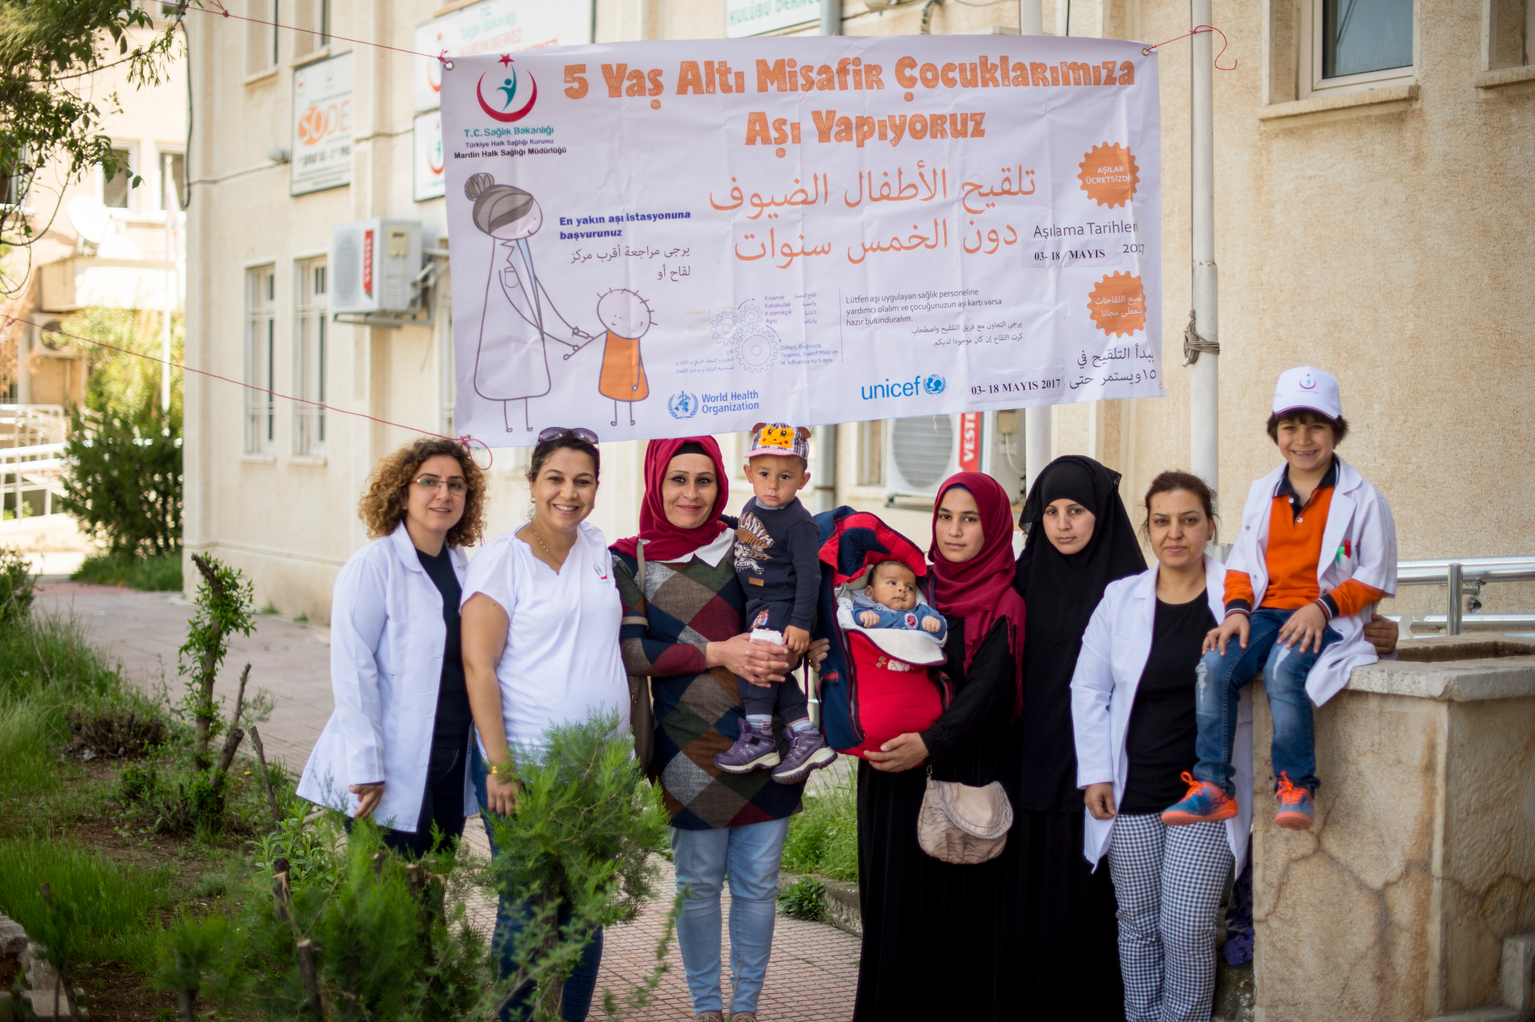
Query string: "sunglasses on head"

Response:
xmin=537 ymin=427 xmax=600 ymax=445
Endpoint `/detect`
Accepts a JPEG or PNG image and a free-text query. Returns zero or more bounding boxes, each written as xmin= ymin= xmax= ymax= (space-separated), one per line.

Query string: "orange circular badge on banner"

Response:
xmin=1077 ymin=143 xmax=1139 ymax=208
xmin=1088 ymin=272 xmax=1146 ymax=336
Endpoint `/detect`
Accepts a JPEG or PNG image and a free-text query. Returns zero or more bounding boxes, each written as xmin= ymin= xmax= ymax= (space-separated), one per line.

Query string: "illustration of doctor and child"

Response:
xmin=465 ymin=173 xmax=652 ymax=431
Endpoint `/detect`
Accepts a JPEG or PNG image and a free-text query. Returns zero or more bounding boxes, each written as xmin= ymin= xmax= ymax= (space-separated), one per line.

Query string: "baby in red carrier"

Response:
xmin=839 ymin=558 xmax=949 ymax=757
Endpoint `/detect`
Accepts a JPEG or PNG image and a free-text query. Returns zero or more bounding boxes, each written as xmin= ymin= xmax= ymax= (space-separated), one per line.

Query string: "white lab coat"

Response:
xmin=1070 ymin=555 xmax=1252 ymax=873
xmin=296 ymin=522 xmax=476 ymax=833
xmin=1226 ymin=455 xmax=1397 ymax=707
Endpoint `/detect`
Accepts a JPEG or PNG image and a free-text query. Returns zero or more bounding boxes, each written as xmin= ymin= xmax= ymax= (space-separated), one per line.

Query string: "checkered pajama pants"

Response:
xmin=1106 ymin=813 xmax=1234 ymax=1022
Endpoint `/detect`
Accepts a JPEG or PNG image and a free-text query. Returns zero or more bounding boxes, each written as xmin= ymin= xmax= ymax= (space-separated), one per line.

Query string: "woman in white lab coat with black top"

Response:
xmin=297 ymin=437 xmax=488 ymax=857
xmin=1071 ymin=471 xmax=1398 ymax=1022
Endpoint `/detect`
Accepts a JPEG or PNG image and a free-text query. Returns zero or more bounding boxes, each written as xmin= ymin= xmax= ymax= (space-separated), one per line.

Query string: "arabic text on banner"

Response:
xmin=441 ymin=37 xmax=1163 ymax=445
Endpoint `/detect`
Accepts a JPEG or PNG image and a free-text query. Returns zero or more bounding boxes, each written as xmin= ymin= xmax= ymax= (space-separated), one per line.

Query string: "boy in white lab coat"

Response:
xmin=1162 ymin=366 xmax=1397 ymax=830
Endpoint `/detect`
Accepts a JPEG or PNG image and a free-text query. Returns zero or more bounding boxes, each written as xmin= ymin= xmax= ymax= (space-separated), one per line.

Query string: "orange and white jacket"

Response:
xmin=1226 ymin=456 xmax=1397 ymax=706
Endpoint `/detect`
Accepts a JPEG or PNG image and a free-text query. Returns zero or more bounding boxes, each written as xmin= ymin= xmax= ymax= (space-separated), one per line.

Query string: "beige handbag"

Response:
xmin=916 ymin=768 xmax=1014 ymax=864
xmin=620 ymin=540 xmax=656 ymax=771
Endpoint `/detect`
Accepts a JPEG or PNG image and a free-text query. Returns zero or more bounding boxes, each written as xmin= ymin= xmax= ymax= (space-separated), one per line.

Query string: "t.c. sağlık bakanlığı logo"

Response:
xmin=477 ymin=55 xmax=538 ymax=123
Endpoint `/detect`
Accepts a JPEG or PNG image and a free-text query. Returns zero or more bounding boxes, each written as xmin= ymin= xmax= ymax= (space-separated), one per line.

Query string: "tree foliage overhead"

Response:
xmin=0 ymin=0 xmax=180 ymax=258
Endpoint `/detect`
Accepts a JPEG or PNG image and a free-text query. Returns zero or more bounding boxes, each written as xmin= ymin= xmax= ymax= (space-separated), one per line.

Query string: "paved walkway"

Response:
xmin=35 ymin=580 xmax=860 ymax=1021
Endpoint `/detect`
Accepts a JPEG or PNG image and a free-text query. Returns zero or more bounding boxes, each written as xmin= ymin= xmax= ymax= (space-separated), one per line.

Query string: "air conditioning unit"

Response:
xmin=330 ymin=218 xmax=421 ymax=314
xmin=885 ymin=410 xmax=1025 ymax=504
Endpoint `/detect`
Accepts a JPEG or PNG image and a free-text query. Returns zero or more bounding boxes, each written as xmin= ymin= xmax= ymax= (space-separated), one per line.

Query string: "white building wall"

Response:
xmin=185 ymin=0 xmax=1535 ymax=624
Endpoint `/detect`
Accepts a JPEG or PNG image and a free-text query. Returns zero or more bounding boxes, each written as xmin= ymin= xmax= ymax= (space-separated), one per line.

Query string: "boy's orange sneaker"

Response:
xmin=1274 ymin=772 xmax=1315 ymax=830
xmin=1160 ymin=771 xmax=1239 ymax=826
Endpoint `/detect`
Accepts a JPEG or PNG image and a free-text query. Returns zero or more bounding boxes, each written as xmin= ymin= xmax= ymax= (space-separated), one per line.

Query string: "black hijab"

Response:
xmin=1012 ymin=455 xmax=1146 ymax=813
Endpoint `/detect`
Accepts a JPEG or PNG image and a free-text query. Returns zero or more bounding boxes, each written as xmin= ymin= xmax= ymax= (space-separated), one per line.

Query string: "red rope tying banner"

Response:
xmin=1143 ymin=25 xmax=1237 ymax=71
xmin=3 ymin=315 xmax=493 ymax=468
xmin=190 ymin=1 xmax=455 ymax=68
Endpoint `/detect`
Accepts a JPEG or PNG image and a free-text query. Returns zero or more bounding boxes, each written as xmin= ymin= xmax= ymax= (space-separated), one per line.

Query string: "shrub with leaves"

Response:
xmin=485 ymin=710 xmax=672 ymax=1019
xmin=0 ymin=544 xmax=35 ymax=625
xmin=777 ymin=875 xmax=826 ymax=922
xmin=59 ymin=405 xmax=182 ymax=559
xmin=179 ymin=554 xmax=256 ymax=763
xmin=154 ymin=712 xmax=678 ymax=1022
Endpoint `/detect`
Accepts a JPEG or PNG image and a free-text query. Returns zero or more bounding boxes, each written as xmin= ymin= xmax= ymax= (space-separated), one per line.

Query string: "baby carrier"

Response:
xmin=812 ymin=506 xmax=952 ymax=757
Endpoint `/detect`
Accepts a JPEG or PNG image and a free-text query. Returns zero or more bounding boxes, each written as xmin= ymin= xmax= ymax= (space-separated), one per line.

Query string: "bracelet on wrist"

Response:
xmin=486 ymin=760 xmax=517 ymax=778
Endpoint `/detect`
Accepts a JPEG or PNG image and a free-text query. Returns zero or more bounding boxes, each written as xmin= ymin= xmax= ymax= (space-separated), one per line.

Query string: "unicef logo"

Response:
xmin=668 ymin=391 xmax=699 ymax=419
xmin=923 ymin=374 xmax=947 ymax=396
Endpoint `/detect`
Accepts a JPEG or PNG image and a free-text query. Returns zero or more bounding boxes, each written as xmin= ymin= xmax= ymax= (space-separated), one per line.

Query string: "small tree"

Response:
xmin=179 ymin=554 xmax=255 ymax=764
xmin=485 ymin=711 xmax=672 ymax=1019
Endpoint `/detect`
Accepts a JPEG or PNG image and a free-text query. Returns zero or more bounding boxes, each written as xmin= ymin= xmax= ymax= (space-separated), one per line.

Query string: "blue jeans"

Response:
xmin=670 ymin=818 xmax=791 ymax=1015
xmin=471 ymin=746 xmax=604 ymax=1022
xmin=1192 ymin=607 xmax=1339 ymax=798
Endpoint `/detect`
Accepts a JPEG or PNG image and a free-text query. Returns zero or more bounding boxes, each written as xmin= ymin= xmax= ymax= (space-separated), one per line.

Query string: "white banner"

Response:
xmin=291 ymin=52 xmax=352 ymax=196
xmin=414 ymin=0 xmax=593 ymax=114
xmin=442 ymin=37 xmax=1162 ymax=445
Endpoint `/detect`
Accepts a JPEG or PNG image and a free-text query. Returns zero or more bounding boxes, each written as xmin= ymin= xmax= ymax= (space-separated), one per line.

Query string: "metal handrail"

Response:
xmin=1393 ymin=557 xmax=1535 ymax=635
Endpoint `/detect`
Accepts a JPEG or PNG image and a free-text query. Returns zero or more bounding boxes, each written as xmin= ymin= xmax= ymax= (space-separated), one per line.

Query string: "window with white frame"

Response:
xmin=293 ymin=258 xmax=327 ymax=456
xmin=291 ymin=0 xmax=330 ymax=58
xmin=1300 ymin=0 xmax=1415 ymax=96
xmin=102 ymin=146 xmax=136 ymax=210
xmin=246 ymin=0 xmax=278 ymax=73
xmin=1486 ymin=0 xmax=1533 ymax=69
xmin=157 ymin=150 xmax=185 ymax=211
xmin=856 ymin=420 xmax=884 ymax=487
xmin=246 ymin=266 xmax=276 ymax=454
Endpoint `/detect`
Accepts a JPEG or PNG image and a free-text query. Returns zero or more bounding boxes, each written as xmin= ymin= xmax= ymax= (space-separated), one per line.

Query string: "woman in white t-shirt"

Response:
xmin=461 ymin=427 xmax=628 ymax=1022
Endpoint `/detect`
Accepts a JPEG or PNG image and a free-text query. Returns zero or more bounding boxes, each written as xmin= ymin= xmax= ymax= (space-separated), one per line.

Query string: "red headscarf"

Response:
xmin=928 ymin=472 xmax=1026 ymax=714
xmin=612 ymin=436 xmax=732 ymax=561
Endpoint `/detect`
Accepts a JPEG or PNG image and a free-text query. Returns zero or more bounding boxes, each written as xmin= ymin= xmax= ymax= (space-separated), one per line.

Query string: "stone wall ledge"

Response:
xmin=1474 ymin=65 xmax=1535 ymax=90
xmin=1257 ymin=83 xmax=1418 ymax=121
xmin=1347 ymin=655 xmax=1535 ymax=702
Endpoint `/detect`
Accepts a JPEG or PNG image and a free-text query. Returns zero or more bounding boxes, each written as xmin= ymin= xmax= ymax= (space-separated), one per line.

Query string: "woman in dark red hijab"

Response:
xmin=610 ymin=436 xmax=810 ymax=1022
xmin=854 ymin=472 xmax=1025 ymax=1022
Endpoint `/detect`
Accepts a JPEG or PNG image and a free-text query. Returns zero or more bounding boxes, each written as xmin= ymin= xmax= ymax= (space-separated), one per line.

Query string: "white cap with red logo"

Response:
xmin=1272 ymin=366 xmax=1342 ymax=420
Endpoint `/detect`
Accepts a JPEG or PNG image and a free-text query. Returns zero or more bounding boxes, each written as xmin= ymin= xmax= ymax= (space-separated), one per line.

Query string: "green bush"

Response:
xmin=0 ymin=839 xmax=177 ymax=969
xmin=0 ymin=546 xmax=35 ymax=624
xmin=777 ymin=876 xmax=826 ymax=921
xmin=780 ymin=772 xmax=860 ymax=883
xmin=60 ymin=406 xmax=182 ymax=559
xmin=72 ymin=551 xmax=182 ymax=591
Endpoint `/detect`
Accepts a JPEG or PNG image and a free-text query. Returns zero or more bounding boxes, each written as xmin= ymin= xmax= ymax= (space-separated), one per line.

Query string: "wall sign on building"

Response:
xmin=440 ymin=36 xmax=1163 ymax=445
xmin=291 ymin=51 xmax=353 ymax=197
xmin=725 ymin=0 xmax=822 ymax=38
xmin=413 ymin=0 xmax=593 ymax=114
xmin=413 ymin=110 xmax=445 ymax=201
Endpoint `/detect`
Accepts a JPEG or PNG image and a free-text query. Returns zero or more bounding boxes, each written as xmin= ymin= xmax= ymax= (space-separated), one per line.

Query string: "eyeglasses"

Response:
xmin=537 ymin=427 xmax=600 ymax=445
xmin=414 ymin=475 xmax=468 ymax=495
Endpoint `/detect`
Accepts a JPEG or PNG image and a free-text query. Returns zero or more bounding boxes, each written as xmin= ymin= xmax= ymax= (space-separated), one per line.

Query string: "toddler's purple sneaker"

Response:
xmin=1161 ymin=771 xmax=1239 ymax=826
xmin=770 ymin=727 xmax=836 ymax=784
xmin=714 ymin=719 xmax=779 ymax=774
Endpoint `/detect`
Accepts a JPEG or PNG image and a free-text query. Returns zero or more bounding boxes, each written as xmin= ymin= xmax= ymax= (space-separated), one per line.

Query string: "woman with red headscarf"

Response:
xmin=854 ymin=472 xmax=1026 ymax=1022
xmin=612 ymin=436 xmax=822 ymax=1022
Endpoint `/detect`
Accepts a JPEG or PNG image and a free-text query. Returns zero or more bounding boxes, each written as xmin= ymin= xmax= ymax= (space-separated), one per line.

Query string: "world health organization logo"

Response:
xmin=923 ymin=374 xmax=947 ymax=396
xmin=668 ymin=391 xmax=699 ymax=419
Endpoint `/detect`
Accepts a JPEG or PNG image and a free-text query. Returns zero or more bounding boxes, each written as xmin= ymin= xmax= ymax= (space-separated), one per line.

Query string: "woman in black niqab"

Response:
xmin=997 ymin=455 xmax=1145 ymax=1021
xmin=1014 ymin=455 xmax=1147 ymax=811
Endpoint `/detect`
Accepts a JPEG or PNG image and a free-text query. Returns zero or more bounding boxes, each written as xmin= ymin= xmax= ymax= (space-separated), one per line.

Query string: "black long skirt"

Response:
xmin=853 ymin=760 xmax=1015 ymax=1022
xmin=994 ymin=808 xmax=1125 ymax=1021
